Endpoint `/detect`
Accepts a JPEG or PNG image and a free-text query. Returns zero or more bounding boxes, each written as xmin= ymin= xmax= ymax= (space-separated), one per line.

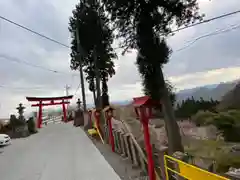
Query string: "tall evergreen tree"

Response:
xmin=69 ymin=0 xmax=117 ymax=107
xmin=84 ymin=64 xmax=97 ymax=106
xmin=102 ymin=0 xmax=202 ymax=153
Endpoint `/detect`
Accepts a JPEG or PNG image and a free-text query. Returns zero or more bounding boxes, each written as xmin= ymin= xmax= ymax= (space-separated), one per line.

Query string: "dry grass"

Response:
xmin=111 ymin=103 xmax=137 ymax=120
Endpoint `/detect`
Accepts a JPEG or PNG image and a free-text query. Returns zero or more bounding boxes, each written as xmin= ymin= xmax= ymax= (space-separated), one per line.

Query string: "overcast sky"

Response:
xmin=0 ymin=0 xmax=240 ymax=118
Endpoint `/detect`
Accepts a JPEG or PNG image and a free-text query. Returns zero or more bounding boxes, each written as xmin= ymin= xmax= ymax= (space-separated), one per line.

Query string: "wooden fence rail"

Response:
xmin=103 ymin=119 xmax=165 ymax=180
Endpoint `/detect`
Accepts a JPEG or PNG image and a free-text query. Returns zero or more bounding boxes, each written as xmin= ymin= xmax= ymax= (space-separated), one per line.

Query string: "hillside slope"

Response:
xmin=218 ymin=82 xmax=240 ymax=110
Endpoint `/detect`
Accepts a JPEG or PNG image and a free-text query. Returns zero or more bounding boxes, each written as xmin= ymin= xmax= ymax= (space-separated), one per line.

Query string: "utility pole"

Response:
xmin=65 ymin=84 xmax=70 ymax=97
xmin=76 ymin=24 xmax=87 ymax=112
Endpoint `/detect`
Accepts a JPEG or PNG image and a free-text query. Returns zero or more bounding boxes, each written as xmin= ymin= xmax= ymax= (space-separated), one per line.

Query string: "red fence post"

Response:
xmin=140 ymin=108 xmax=155 ymax=180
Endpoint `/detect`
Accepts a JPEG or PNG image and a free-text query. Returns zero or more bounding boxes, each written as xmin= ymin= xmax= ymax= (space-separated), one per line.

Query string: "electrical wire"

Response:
xmin=0 ymin=15 xmax=70 ymax=48
xmin=0 ymin=53 xmax=78 ymax=76
xmin=1 ymin=9 xmax=240 ymax=50
xmin=174 ymin=22 xmax=240 ymax=53
xmin=73 ymin=83 xmax=81 ymax=97
xmin=0 ymin=54 xmax=58 ymax=73
xmin=1 ymin=9 xmax=240 ymax=95
xmin=0 ymin=84 xmax=45 ymax=90
xmin=171 ymin=9 xmax=240 ymax=33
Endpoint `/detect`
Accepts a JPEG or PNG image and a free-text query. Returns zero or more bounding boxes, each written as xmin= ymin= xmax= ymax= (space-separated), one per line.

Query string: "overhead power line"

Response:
xmin=0 ymin=54 xmax=58 ymax=73
xmin=0 ymin=53 xmax=78 ymax=76
xmin=1 ymin=9 xmax=240 ymax=50
xmin=0 ymin=15 xmax=70 ymax=48
xmin=171 ymin=9 xmax=240 ymax=33
xmin=174 ymin=22 xmax=240 ymax=53
xmin=0 ymin=84 xmax=44 ymax=90
xmin=74 ymin=83 xmax=81 ymax=97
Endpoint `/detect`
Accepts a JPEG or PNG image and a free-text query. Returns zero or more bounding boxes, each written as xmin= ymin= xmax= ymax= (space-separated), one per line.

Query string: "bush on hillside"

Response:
xmin=191 ymin=110 xmax=240 ymax=142
xmin=216 ymin=154 xmax=240 ymax=173
xmin=191 ymin=110 xmax=216 ymax=126
xmin=226 ymin=109 xmax=240 ymax=119
xmin=210 ymin=112 xmax=240 ymax=142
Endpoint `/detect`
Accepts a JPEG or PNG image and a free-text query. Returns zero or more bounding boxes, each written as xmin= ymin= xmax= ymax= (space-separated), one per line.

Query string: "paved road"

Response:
xmin=0 ymin=123 xmax=121 ymax=180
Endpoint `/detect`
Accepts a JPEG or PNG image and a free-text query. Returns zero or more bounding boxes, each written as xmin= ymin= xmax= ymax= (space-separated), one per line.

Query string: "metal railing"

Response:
xmin=164 ymin=155 xmax=229 ymax=180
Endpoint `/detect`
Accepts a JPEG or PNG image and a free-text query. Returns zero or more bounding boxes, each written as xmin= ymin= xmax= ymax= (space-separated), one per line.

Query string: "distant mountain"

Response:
xmin=176 ymin=80 xmax=239 ymax=103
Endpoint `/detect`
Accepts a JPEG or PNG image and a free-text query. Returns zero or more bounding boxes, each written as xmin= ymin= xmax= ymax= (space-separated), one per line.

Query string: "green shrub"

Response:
xmin=191 ymin=110 xmax=216 ymax=126
xmin=226 ymin=110 xmax=240 ymax=120
xmin=216 ymin=154 xmax=240 ymax=173
xmin=191 ymin=110 xmax=240 ymax=142
xmin=9 ymin=114 xmax=25 ymax=130
xmin=211 ymin=111 xmax=240 ymax=142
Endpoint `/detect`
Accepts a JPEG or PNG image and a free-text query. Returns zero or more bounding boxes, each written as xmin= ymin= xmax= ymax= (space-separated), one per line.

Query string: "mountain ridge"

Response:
xmin=110 ymin=79 xmax=239 ymax=106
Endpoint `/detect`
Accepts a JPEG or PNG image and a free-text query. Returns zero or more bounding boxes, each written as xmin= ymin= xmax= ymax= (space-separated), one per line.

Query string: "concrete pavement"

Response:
xmin=0 ymin=123 xmax=121 ymax=180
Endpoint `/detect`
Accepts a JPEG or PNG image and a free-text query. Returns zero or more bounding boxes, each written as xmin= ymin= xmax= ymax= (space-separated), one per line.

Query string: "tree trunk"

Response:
xmin=101 ymin=76 xmax=110 ymax=108
xmin=93 ymin=49 xmax=101 ymax=108
xmin=93 ymin=48 xmax=105 ymax=139
xmin=92 ymin=88 xmax=97 ymax=107
xmin=159 ymin=68 xmax=184 ymax=154
xmin=76 ymin=25 xmax=87 ymax=112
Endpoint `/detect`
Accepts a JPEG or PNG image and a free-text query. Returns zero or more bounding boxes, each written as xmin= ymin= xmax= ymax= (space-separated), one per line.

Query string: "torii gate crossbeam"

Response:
xmin=26 ymin=95 xmax=73 ymax=128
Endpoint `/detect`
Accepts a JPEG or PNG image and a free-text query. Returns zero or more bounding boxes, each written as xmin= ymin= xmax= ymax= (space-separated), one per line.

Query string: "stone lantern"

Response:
xmin=73 ymin=98 xmax=84 ymax=127
xmin=16 ymin=103 xmax=25 ymax=121
xmin=76 ymin=98 xmax=81 ymax=109
xmin=133 ymin=96 xmax=159 ymax=180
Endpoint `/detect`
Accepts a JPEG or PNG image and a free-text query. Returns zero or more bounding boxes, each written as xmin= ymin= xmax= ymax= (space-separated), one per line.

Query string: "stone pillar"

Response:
xmin=124 ymin=134 xmax=134 ymax=163
xmin=129 ymin=138 xmax=139 ymax=168
xmin=139 ymin=155 xmax=147 ymax=173
xmin=119 ymin=132 xmax=127 ymax=158
xmin=116 ymin=131 xmax=123 ymax=154
xmin=104 ymin=125 xmax=109 ymax=144
xmin=171 ymin=151 xmax=187 ymax=180
xmin=83 ymin=112 xmax=91 ymax=130
xmin=74 ymin=99 xmax=84 ymax=127
xmin=113 ymin=129 xmax=120 ymax=153
xmin=74 ymin=109 xmax=84 ymax=126
xmin=158 ymin=146 xmax=168 ymax=180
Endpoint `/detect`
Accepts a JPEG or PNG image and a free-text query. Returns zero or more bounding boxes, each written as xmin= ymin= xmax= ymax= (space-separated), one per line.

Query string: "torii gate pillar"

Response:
xmin=62 ymin=100 xmax=67 ymax=123
xmin=38 ymin=101 xmax=43 ymax=128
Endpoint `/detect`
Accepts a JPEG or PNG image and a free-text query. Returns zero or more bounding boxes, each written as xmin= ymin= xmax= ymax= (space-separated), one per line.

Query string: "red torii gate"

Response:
xmin=26 ymin=95 xmax=73 ymax=128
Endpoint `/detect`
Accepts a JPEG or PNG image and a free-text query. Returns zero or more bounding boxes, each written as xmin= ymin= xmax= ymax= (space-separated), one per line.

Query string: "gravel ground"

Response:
xmin=91 ymin=137 xmax=144 ymax=180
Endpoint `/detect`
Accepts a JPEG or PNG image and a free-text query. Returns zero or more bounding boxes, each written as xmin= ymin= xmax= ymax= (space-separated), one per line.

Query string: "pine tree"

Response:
xmin=69 ymin=0 xmax=117 ymax=107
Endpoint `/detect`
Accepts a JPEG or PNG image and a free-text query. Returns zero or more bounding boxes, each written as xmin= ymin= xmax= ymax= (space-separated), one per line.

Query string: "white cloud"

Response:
xmin=169 ymin=66 xmax=240 ymax=90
